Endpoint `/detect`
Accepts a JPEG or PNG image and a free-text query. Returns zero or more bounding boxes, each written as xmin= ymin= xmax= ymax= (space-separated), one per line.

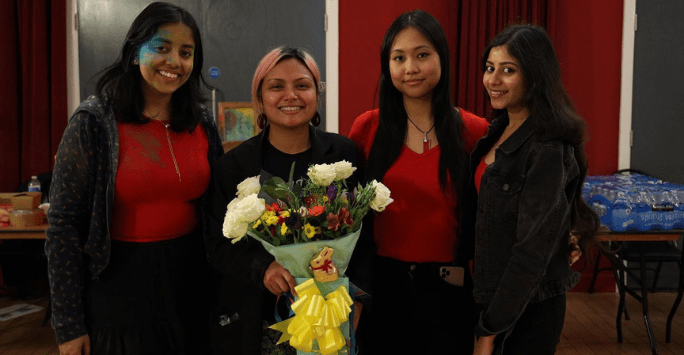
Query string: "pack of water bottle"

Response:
xmin=583 ymin=173 xmax=684 ymax=232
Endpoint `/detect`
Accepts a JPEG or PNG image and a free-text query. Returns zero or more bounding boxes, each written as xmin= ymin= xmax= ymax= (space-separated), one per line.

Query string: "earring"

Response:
xmin=257 ymin=113 xmax=267 ymax=130
xmin=311 ymin=111 xmax=321 ymax=127
xmin=132 ymin=57 xmax=139 ymax=65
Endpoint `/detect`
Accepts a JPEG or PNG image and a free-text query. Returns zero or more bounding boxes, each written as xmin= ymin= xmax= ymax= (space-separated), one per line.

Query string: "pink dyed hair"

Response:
xmin=251 ymin=46 xmax=321 ymax=118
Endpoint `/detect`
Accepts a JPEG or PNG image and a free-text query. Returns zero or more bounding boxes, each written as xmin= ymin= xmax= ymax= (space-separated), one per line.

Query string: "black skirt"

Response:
xmin=83 ymin=230 xmax=213 ymax=355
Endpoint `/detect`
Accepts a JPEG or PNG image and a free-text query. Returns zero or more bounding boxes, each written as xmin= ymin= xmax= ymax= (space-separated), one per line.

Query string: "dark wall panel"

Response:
xmin=632 ymin=0 xmax=684 ymax=184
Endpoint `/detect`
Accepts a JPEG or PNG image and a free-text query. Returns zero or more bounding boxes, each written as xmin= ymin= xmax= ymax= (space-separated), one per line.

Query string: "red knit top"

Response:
xmin=475 ymin=157 xmax=488 ymax=193
xmin=349 ymin=109 xmax=488 ymax=262
xmin=110 ymin=120 xmax=210 ymax=242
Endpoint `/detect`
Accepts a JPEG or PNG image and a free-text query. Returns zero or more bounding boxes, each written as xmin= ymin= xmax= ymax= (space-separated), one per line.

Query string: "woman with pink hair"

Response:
xmin=204 ymin=46 xmax=365 ymax=354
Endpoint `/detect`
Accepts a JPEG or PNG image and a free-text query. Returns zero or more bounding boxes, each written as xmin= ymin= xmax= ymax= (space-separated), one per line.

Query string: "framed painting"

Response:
xmin=217 ymin=102 xmax=260 ymax=152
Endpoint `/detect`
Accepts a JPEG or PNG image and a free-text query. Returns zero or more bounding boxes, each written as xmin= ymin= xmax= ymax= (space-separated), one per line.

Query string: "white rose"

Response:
xmin=222 ymin=211 xmax=249 ymax=242
xmin=307 ymin=163 xmax=337 ymax=187
xmin=331 ymin=160 xmax=356 ymax=181
xmin=226 ymin=197 xmax=241 ymax=213
xmin=236 ymin=175 xmax=261 ymax=199
xmin=369 ymin=180 xmax=394 ymax=212
xmin=233 ymin=194 xmax=266 ymax=222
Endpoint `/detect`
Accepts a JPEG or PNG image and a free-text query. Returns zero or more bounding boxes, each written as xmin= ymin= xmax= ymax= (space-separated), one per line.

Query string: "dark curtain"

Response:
xmin=0 ymin=0 xmax=67 ymax=192
xmin=454 ymin=0 xmax=556 ymax=119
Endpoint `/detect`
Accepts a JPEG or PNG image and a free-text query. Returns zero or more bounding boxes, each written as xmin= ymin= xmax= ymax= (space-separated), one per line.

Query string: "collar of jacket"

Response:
xmin=247 ymin=124 xmax=334 ymax=165
xmin=471 ymin=112 xmax=539 ymax=163
xmin=495 ymin=114 xmax=538 ymax=155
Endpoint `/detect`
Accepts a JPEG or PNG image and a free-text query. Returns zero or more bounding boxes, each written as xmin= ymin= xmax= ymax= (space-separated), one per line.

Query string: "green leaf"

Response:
xmin=263 ymin=176 xmax=287 ymax=188
xmin=262 ymin=186 xmax=289 ymax=201
xmin=288 ymin=162 xmax=296 ymax=186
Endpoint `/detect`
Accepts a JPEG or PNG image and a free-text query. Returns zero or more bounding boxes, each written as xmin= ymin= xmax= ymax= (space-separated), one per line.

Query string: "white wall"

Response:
xmin=619 ymin=0 xmax=636 ymax=170
xmin=67 ymin=0 xmax=80 ymax=116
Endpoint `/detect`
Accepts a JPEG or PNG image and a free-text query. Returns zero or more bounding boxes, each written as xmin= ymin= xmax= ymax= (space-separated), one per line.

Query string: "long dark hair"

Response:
xmin=366 ymin=10 xmax=468 ymax=197
xmin=481 ymin=24 xmax=602 ymax=248
xmin=95 ymin=2 xmax=209 ymax=132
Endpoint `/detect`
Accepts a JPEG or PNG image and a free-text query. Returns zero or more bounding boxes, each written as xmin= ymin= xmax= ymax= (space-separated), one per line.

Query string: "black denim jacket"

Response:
xmin=463 ymin=113 xmax=580 ymax=338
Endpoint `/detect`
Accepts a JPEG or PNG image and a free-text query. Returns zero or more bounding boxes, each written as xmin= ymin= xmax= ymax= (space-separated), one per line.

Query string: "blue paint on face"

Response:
xmin=137 ymin=30 xmax=171 ymax=66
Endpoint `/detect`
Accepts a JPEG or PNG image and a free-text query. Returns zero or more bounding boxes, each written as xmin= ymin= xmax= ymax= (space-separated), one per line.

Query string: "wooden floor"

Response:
xmin=0 ymin=292 xmax=683 ymax=354
xmin=0 ymin=296 xmax=56 ymax=355
xmin=558 ymin=292 xmax=684 ymax=355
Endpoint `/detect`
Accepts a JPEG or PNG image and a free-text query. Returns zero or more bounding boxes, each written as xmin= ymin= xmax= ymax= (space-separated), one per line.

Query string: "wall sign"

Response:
xmin=209 ymin=67 xmax=220 ymax=79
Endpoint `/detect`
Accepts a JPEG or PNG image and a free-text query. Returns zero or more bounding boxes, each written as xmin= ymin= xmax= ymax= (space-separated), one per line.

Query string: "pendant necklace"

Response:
xmin=406 ymin=116 xmax=435 ymax=153
xmin=156 ymin=119 xmax=182 ymax=182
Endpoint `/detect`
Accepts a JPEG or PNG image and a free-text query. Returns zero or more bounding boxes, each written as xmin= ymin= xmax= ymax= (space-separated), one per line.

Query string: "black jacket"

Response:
xmin=205 ymin=125 xmax=364 ymax=354
xmin=461 ymin=113 xmax=580 ymax=339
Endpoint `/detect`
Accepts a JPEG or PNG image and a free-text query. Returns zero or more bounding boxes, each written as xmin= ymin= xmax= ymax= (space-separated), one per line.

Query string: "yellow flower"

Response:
xmin=280 ymin=210 xmax=291 ymax=218
xmin=261 ymin=211 xmax=278 ymax=226
xmin=304 ymin=223 xmax=316 ymax=239
xmin=265 ymin=214 xmax=279 ymax=226
xmin=252 ymin=219 xmax=262 ymax=228
xmin=280 ymin=223 xmax=290 ymax=235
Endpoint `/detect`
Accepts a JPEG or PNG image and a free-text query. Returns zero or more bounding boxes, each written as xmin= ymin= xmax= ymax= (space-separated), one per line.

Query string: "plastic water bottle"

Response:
xmin=28 ymin=175 xmax=41 ymax=192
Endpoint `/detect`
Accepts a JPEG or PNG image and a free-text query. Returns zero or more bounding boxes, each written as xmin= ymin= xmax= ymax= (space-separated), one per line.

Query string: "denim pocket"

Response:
xmin=486 ymin=171 xmax=524 ymax=195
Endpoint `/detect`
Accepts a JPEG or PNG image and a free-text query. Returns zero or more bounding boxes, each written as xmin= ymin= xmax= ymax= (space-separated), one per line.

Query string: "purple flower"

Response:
xmin=326 ymin=185 xmax=338 ymax=201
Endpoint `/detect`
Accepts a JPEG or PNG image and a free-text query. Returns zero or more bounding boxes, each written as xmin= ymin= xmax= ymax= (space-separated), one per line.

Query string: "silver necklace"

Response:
xmin=406 ymin=116 xmax=435 ymax=152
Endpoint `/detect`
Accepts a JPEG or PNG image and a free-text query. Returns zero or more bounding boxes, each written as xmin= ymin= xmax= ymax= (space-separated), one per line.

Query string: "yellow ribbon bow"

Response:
xmin=269 ymin=278 xmax=353 ymax=354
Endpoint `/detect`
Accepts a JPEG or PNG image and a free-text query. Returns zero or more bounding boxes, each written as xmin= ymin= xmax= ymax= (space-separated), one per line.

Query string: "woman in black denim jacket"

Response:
xmin=466 ymin=24 xmax=602 ymax=355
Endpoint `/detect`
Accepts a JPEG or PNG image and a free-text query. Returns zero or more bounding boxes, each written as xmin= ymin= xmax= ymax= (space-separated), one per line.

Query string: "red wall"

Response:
xmin=339 ymin=0 xmax=623 ymax=175
xmin=555 ymin=0 xmax=624 ymax=292
xmin=554 ymin=1 xmax=623 ymax=175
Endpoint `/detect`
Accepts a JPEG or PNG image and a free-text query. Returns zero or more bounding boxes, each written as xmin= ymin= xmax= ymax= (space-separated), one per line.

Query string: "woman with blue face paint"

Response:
xmin=45 ymin=2 xmax=222 ymax=354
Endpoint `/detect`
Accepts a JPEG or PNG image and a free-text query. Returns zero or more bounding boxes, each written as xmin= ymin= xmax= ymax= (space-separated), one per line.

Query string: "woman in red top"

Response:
xmin=348 ymin=10 xmax=488 ymax=354
xmin=46 ymin=3 xmax=222 ymax=354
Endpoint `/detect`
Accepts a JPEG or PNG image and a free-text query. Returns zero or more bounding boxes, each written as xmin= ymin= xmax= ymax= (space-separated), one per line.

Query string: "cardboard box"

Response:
xmin=9 ymin=209 xmax=44 ymax=227
xmin=10 ymin=192 xmax=42 ymax=211
xmin=0 ymin=193 xmax=14 ymax=206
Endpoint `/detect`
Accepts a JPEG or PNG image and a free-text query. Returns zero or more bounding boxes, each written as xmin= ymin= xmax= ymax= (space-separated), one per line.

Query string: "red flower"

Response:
xmin=326 ymin=212 xmax=340 ymax=231
xmin=304 ymin=195 xmax=318 ymax=208
xmin=309 ymin=205 xmax=325 ymax=217
xmin=277 ymin=210 xmax=290 ymax=224
xmin=266 ymin=202 xmax=281 ymax=212
xmin=337 ymin=207 xmax=354 ymax=226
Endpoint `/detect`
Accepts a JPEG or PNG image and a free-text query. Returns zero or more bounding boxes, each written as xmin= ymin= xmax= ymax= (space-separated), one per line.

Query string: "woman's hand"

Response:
xmin=352 ymin=300 xmax=363 ymax=333
xmin=58 ymin=334 xmax=90 ymax=355
xmin=569 ymin=234 xmax=582 ymax=266
xmin=263 ymin=260 xmax=297 ymax=296
xmin=473 ymin=334 xmax=495 ymax=355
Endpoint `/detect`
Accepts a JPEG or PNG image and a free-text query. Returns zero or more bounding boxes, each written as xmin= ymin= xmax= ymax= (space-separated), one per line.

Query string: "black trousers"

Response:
xmin=367 ymin=256 xmax=476 ymax=355
xmin=496 ymin=293 xmax=566 ymax=355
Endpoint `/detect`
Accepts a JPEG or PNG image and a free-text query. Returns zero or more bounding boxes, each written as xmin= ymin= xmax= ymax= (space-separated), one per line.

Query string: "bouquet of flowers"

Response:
xmin=223 ymin=161 xmax=392 ymax=245
xmin=222 ymin=161 xmax=392 ymax=354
